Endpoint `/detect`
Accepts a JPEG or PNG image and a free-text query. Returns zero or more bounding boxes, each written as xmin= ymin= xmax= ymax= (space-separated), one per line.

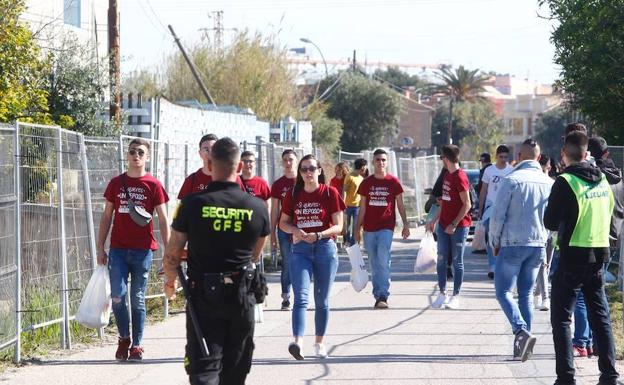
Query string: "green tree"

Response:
xmin=535 ymin=106 xmax=582 ymax=160
xmin=164 ymin=30 xmax=299 ymax=123
xmin=539 ymin=0 xmax=624 ymax=144
xmin=457 ymin=101 xmax=504 ymax=158
xmin=46 ymin=36 xmax=114 ymax=136
xmin=122 ymin=69 xmax=163 ymax=100
xmin=431 ymin=65 xmax=488 ymax=102
xmin=431 ymin=103 xmax=470 ymax=150
xmin=322 ymin=72 xmax=403 ymax=152
xmin=0 ymin=0 xmax=50 ymax=123
xmin=373 ymin=66 xmax=425 ymax=90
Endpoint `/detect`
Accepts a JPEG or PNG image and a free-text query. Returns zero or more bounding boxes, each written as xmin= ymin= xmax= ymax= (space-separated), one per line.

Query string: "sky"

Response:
xmin=120 ymin=0 xmax=559 ymax=84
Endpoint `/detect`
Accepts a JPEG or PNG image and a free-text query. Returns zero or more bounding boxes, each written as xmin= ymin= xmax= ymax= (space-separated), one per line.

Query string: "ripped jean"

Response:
xmin=108 ymin=248 xmax=153 ymax=347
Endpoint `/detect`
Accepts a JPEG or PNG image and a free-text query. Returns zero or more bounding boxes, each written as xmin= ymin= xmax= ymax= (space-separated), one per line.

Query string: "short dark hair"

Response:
xmin=282 ymin=149 xmax=296 ymax=158
xmin=539 ymin=154 xmax=551 ymax=167
xmin=496 ymin=144 xmax=510 ymax=155
xmin=563 ymin=131 xmax=588 ymax=162
xmin=199 ymin=134 xmax=218 ymax=147
xmin=211 ymin=137 xmax=240 ymax=170
xmin=588 ymin=136 xmax=609 ymax=158
xmin=373 ymin=149 xmax=387 ymax=156
xmin=441 ymin=144 xmax=460 ymax=163
xmin=129 ymin=138 xmax=150 ymax=151
xmin=565 ymin=122 xmax=587 ymax=136
xmin=240 ymin=150 xmax=255 ymax=159
xmin=479 ymin=153 xmax=491 ymax=163
xmin=354 ymin=158 xmax=367 ymax=170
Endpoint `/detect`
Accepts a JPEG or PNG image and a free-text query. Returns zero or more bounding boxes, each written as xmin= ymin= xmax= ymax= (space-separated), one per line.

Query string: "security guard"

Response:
xmin=164 ymin=137 xmax=270 ymax=385
xmin=544 ymin=131 xmax=619 ymax=385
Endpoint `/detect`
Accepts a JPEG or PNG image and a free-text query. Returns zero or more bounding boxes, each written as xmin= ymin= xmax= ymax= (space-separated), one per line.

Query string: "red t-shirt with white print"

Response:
xmin=241 ymin=176 xmax=271 ymax=201
xmin=270 ymin=175 xmax=296 ymax=224
xmin=357 ymin=174 xmax=404 ymax=232
xmin=281 ymin=184 xmax=346 ymax=236
xmin=177 ymin=168 xmax=245 ymax=199
xmin=439 ymin=168 xmax=472 ymax=228
xmin=103 ymin=173 xmax=169 ymax=250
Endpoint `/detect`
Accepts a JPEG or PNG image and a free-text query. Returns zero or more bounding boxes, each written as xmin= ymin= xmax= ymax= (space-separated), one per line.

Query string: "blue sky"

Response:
xmin=121 ymin=0 xmax=559 ymax=84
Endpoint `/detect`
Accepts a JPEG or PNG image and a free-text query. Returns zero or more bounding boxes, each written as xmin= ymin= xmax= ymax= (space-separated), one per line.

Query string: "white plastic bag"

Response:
xmin=472 ymin=221 xmax=486 ymax=251
xmin=414 ymin=232 xmax=437 ymax=274
xmin=346 ymin=244 xmax=368 ymax=292
xmin=75 ymin=265 xmax=111 ymax=329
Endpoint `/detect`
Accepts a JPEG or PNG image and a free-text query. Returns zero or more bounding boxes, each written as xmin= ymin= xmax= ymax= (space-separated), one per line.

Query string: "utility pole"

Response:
xmin=212 ymin=10 xmax=223 ymax=51
xmin=108 ymin=0 xmax=121 ymax=127
xmin=352 ymin=50 xmax=356 ymax=71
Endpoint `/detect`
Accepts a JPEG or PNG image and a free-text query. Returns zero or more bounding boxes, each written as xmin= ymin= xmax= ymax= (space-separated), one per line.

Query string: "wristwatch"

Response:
xmin=317 ymin=232 xmax=323 ymax=240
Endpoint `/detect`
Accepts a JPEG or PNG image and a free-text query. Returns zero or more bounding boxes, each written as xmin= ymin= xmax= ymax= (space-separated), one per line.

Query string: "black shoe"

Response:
xmin=281 ymin=299 xmax=291 ymax=310
xmin=513 ymin=329 xmax=537 ymax=362
xmin=446 ymin=266 xmax=453 ymax=279
xmin=288 ymin=342 xmax=305 ymax=360
xmin=473 ymin=249 xmax=487 ymax=254
xmin=487 ymin=271 xmax=494 ymax=279
xmin=374 ymin=297 xmax=388 ymax=309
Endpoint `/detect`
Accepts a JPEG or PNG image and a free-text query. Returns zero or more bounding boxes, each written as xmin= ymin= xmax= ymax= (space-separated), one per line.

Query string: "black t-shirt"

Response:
xmin=172 ymin=181 xmax=270 ymax=274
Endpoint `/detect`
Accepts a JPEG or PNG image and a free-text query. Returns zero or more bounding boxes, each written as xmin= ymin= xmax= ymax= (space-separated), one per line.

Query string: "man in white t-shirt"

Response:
xmin=479 ymin=144 xmax=514 ymax=279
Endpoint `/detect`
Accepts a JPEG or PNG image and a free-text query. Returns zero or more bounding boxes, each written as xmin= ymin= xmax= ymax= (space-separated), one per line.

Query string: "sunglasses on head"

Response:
xmin=128 ymin=149 xmax=146 ymax=157
xmin=300 ymin=165 xmax=318 ymax=173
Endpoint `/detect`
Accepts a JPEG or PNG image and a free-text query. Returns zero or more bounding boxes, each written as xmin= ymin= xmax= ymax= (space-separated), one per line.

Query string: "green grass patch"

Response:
xmin=605 ymin=283 xmax=623 ymax=360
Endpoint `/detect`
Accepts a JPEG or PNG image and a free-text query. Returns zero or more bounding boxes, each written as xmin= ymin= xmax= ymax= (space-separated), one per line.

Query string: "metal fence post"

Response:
xmin=118 ymin=136 xmax=125 ymax=174
xmin=14 ymin=122 xmax=22 ymax=363
xmin=56 ymin=128 xmax=71 ymax=350
xmin=163 ymin=142 xmax=170 ymax=319
xmin=79 ymin=135 xmax=101 ymax=338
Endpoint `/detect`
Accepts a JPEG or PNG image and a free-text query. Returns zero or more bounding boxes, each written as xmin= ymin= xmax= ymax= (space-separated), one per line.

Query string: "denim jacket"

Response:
xmin=489 ymin=160 xmax=553 ymax=248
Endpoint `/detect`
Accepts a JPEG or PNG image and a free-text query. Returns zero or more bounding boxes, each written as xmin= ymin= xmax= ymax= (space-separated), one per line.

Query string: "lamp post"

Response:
xmin=300 ymin=38 xmax=328 ymax=77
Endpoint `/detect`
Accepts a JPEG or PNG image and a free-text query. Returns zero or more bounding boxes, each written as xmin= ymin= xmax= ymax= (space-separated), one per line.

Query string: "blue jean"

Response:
xmin=436 ymin=224 xmax=469 ymax=295
xmin=483 ymin=216 xmax=495 ymax=272
xmin=495 ymin=246 xmax=545 ymax=333
xmin=363 ymin=230 xmax=394 ymax=300
xmin=278 ymin=228 xmax=293 ymax=300
xmin=573 ymin=291 xmax=593 ymax=348
xmin=344 ymin=206 xmax=359 ymax=245
xmin=290 ymin=239 xmax=338 ymax=337
xmin=108 ymin=248 xmax=153 ymax=347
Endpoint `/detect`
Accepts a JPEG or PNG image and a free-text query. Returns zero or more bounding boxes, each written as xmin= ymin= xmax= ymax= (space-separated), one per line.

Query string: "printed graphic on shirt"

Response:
xmin=294 ymin=201 xmax=324 ymax=229
xmin=116 ymin=186 xmax=148 ymax=213
xmin=201 ymin=205 xmax=254 ymax=232
xmin=368 ymin=186 xmax=391 ymax=207
xmin=441 ymin=181 xmax=452 ymax=201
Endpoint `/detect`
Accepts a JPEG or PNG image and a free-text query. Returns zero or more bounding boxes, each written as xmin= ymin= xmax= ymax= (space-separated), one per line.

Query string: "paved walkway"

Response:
xmin=1 ymin=228 xmax=622 ymax=384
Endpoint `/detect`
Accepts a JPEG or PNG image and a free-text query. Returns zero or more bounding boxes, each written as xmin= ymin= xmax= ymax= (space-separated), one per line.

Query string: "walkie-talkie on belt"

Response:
xmin=177 ymin=266 xmax=210 ymax=357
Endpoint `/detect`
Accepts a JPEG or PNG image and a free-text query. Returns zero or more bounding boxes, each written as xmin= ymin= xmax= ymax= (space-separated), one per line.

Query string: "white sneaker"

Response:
xmin=314 ymin=343 xmax=328 ymax=358
xmin=534 ymin=295 xmax=542 ymax=310
xmin=445 ymin=295 xmax=460 ymax=309
xmin=540 ymin=298 xmax=550 ymax=311
xmin=431 ymin=293 xmax=448 ymax=309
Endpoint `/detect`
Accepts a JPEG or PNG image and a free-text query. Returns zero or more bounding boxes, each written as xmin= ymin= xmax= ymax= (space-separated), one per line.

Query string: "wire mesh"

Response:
xmin=0 ymin=125 xmax=17 ymax=348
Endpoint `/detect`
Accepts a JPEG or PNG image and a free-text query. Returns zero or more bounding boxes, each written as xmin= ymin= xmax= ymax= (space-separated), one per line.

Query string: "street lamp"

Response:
xmin=300 ymin=37 xmax=328 ymax=77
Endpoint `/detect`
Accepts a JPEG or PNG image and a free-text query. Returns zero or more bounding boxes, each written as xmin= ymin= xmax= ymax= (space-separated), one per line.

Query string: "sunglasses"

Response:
xmin=242 ymin=159 xmax=255 ymax=164
xmin=300 ymin=166 xmax=318 ymax=173
xmin=128 ymin=149 xmax=146 ymax=157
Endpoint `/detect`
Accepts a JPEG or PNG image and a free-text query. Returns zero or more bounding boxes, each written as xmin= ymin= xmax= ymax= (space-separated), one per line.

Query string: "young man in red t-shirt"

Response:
xmin=355 ymin=149 xmax=410 ymax=309
xmin=178 ymin=134 xmax=245 ymax=199
xmin=270 ymin=149 xmax=298 ymax=310
xmin=240 ymin=150 xmax=271 ymax=206
xmin=96 ymin=138 xmax=170 ymax=361
xmin=426 ymin=145 xmax=472 ymax=310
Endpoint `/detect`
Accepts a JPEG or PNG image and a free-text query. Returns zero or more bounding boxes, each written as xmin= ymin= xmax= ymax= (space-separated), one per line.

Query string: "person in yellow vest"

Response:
xmin=544 ymin=131 xmax=619 ymax=385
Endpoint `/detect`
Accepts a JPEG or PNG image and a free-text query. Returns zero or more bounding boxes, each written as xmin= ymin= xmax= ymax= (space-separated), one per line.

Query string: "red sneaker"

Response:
xmin=573 ymin=345 xmax=588 ymax=357
xmin=586 ymin=346 xmax=595 ymax=357
xmin=128 ymin=346 xmax=144 ymax=361
xmin=115 ymin=337 xmax=131 ymax=361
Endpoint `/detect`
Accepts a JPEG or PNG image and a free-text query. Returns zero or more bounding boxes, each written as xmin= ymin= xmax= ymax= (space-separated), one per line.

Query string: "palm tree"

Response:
xmin=430 ymin=65 xmax=489 ymax=144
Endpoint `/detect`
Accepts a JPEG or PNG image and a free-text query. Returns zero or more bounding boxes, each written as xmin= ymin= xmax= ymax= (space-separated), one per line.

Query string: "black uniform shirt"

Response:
xmin=172 ymin=181 xmax=270 ymax=274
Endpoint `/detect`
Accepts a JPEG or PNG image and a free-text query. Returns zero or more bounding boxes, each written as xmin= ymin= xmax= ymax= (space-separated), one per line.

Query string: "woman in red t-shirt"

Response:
xmin=329 ymin=162 xmax=348 ymax=196
xmin=280 ymin=154 xmax=346 ymax=360
xmin=426 ymin=145 xmax=472 ymax=311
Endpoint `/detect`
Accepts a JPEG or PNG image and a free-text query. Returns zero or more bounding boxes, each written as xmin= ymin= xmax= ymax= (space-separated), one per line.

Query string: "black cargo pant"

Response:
xmin=550 ymin=261 xmax=619 ymax=385
xmin=185 ymin=287 xmax=255 ymax=385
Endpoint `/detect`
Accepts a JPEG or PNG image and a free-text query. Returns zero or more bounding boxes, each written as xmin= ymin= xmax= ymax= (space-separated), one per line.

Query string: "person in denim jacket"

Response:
xmin=489 ymin=138 xmax=553 ymax=362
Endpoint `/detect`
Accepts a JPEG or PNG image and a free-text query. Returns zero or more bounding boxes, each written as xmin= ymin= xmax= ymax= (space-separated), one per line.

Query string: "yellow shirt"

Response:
xmin=343 ymin=173 xmax=363 ymax=207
